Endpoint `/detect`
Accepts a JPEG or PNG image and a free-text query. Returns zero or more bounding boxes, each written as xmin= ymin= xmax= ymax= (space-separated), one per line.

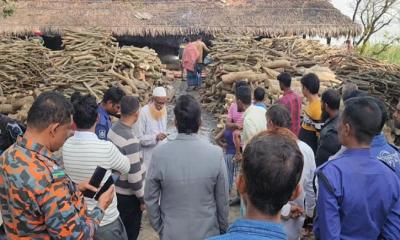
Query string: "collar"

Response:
xmin=98 ymin=105 xmax=110 ymax=119
xmin=371 ymin=133 xmax=386 ymax=147
xmin=116 ymin=120 xmax=132 ymax=131
xmin=324 ymin=114 xmax=339 ymax=125
xmin=228 ymin=219 xmax=286 ymax=239
xmin=16 ymin=136 xmax=55 ymax=162
xmin=175 ymin=133 xmax=200 ymax=140
xmin=74 ymin=131 xmax=99 ymax=140
xmin=283 ymin=89 xmax=294 ymax=96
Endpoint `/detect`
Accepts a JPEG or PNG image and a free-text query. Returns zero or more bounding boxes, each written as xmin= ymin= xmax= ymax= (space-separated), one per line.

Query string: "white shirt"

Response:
xmin=242 ymin=105 xmax=267 ymax=145
xmin=133 ymin=104 xmax=167 ymax=168
xmin=62 ymin=131 xmax=130 ymax=226
xmin=281 ymin=140 xmax=317 ymax=240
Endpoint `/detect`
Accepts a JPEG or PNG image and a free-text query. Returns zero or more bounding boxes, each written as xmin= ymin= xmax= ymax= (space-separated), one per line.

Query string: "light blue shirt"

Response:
xmin=207 ymin=219 xmax=287 ymax=240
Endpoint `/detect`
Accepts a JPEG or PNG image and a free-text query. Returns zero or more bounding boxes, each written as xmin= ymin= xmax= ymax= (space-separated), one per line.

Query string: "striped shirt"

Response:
xmin=227 ymin=102 xmax=244 ymax=126
xmin=62 ymin=131 xmax=130 ymax=227
xmin=108 ymin=121 xmax=146 ymax=202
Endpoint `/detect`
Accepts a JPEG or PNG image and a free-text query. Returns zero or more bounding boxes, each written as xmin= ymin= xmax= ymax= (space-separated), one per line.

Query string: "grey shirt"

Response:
xmin=144 ymin=133 xmax=229 ymax=240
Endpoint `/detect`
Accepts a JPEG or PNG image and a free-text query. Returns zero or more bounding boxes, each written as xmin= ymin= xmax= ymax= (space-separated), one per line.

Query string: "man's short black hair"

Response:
xmin=301 ymin=73 xmax=320 ymax=94
xmin=174 ymin=95 xmax=201 ymax=134
xmin=277 ymin=72 xmax=292 ymax=88
xmin=342 ymin=89 xmax=367 ymax=102
xmin=343 ymin=97 xmax=382 ymax=144
xmin=70 ymin=91 xmax=82 ymax=104
xmin=27 ymin=91 xmax=73 ymax=130
xmin=235 ymin=86 xmax=252 ymax=105
xmin=102 ymin=86 xmax=125 ymax=104
xmin=266 ymin=104 xmax=291 ymax=129
xmin=243 ymin=132 xmax=303 ymax=216
xmin=254 ymin=87 xmax=265 ymax=102
xmin=321 ymin=89 xmax=341 ymax=110
xmin=235 ymin=80 xmax=248 ymax=92
xmin=72 ymin=94 xmax=98 ymax=129
xmin=366 ymin=97 xmax=388 ymax=132
xmin=120 ymin=96 xmax=140 ymax=117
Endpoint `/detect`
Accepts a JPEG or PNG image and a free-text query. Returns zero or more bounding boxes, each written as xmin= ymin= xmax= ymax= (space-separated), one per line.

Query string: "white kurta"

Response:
xmin=133 ymin=104 xmax=167 ymax=168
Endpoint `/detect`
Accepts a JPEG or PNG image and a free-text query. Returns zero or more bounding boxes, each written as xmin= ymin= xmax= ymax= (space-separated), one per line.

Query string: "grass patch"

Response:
xmin=358 ymin=43 xmax=400 ymax=65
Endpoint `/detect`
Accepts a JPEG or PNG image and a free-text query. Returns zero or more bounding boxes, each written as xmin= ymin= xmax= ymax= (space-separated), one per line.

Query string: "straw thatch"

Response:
xmin=0 ymin=0 xmax=362 ymax=38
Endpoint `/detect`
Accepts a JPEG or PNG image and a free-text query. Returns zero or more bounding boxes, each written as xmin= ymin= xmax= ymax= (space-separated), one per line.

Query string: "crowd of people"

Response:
xmin=0 ymin=67 xmax=399 ymax=240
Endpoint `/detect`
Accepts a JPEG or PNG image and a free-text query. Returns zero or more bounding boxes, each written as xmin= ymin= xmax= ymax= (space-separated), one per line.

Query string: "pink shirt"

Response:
xmin=227 ymin=102 xmax=244 ymax=125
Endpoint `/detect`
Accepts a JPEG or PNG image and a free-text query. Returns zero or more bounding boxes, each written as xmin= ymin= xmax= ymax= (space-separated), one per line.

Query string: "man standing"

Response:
xmin=276 ymin=72 xmax=302 ymax=136
xmin=96 ymin=86 xmax=126 ymax=140
xmin=193 ymin=35 xmax=210 ymax=87
xmin=315 ymin=89 xmax=341 ymax=166
xmin=0 ymin=92 xmax=114 ymax=239
xmin=208 ymin=129 xmax=304 ymax=240
xmin=145 ymin=95 xmax=229 ymax=240
xmin=237 ymin=86 xmax=267 ymax=146
xmin=266 ymin=105 xmax=316 ymax=240
xmin=314 ymin=97 xmax=400 ymax=239
xmin=299 ymin=73 xmax=322 ymax=153
xmin=135 ymin=87 xmax=168 ymax=168
xmin=370 ymin=97 xmax=400 ymax=177
xmin=63 ymin=94 xmax=130 ymax=240
xmin=108 ymin=96 xmax=146 ymax=240
xmin=253 ymin=87 xmax=267 ymax=110
xmin=182 ymin=41 xmax=200 ymax=90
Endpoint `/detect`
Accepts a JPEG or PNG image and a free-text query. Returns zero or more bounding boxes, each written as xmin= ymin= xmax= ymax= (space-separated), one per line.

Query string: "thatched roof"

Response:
xmin=0 ymin=0 xmax=362 ymax=37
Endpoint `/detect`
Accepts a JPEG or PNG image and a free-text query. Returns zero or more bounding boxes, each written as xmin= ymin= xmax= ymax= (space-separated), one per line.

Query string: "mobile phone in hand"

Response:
xmin=94 ymin=174 xmax=119 ymax=201
xmin=83 ymin=166 xmax=107 ymax=198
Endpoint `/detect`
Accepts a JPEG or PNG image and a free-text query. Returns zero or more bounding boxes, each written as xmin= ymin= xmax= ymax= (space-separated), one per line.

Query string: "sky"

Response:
xmin=330 ymin=0 xmax=400 ymax=42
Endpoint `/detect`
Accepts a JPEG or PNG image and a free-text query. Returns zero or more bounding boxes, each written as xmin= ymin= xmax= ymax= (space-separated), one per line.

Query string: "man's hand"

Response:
xmin=78 ymin=181 xmax=98 ymax=193
xmin=289 ymin=204 xmax=304 ymax=219
xmin=234 ymin=123 xmax=243 ymax=130
xmin=140 ymin=204 xmax=146 ymax=212
xmin=97 ymin=186 xmax=115 ymax=212
xmin=156 ymin=133 xmax=167 ymax=141
xmin=234 ymin=152 xmax=243 ymax=162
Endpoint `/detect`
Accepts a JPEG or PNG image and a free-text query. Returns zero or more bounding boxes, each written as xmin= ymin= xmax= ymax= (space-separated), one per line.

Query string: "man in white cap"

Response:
xmin=136 ymin=87 xmax=168 ymax=168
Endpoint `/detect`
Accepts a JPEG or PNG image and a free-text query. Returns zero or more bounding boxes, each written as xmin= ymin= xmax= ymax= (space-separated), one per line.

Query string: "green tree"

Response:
xmin=351 ymin=0 xmax=399 ymax=54
xmin=1 ymin=0 xmax=15 ymax=18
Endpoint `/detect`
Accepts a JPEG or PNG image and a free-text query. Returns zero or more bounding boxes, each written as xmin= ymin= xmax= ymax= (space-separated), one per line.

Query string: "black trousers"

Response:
xmin=299 ymin=128 xmax=318 ymax=154
xmin=116 ymin=194 xmax=142 ymax=240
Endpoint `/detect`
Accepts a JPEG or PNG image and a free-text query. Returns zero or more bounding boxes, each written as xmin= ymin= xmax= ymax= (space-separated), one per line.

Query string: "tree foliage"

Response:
xmin=1 ymin=0 xmax=15 ymax=18
xmin=351 ymin=0 xmax=399 ymax=54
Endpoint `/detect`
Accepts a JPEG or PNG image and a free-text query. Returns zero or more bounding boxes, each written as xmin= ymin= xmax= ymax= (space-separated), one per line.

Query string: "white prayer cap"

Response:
xmin=153 ymin=87 xmax=167 ymax=97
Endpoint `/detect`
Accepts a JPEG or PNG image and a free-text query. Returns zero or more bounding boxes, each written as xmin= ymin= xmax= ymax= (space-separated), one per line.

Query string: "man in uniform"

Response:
xmin=96 ymin=86 xmax=126 ymax=140
xmin=0 ymin=91 xmax=114 ymax=239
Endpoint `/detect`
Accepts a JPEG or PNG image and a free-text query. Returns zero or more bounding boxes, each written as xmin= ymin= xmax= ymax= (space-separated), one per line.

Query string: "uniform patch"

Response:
xmin=99 ymin=130 xmax=106 ymax=139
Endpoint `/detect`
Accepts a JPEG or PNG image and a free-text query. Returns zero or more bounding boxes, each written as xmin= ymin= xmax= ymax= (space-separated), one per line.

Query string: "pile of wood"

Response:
xmin=0 ymin=28 xmax=167 ymax=121
xmin=49 ymin=28 xmax=165 ymax=104
xmin=327 ymin=54 xmax=400 ymax=112
xmin=0 ymin=39 xmax=51 ymax=120
xmin=202 ymin=36 xmax=340 ymax=116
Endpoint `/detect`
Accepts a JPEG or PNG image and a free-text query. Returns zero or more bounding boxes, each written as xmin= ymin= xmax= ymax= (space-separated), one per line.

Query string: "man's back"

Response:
xmin=243 ymin=105 xmax=266 ymax=144
xmin=371 ymin=133 xmax=400 ymax=178
xmin=145 ymin=134 xmax=229 ymax=240
xmin=62 ymin=132 xmax=129 ymax=227
xmin=276 ymin=90 xmax=301 ymax=136
xmin=314 ymin=148 xmax=400 ymax=239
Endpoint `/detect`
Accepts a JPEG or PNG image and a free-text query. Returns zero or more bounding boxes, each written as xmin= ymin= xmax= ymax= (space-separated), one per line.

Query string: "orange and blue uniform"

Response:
xmin=0 ymin=137 xmax=104 ymax=239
